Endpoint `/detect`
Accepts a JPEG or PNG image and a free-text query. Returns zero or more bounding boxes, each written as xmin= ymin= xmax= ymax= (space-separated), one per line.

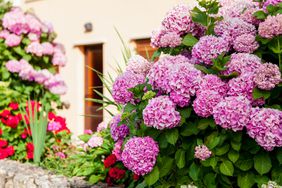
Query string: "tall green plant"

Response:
xmin=21 ymin=100 xmax=49 ymax=163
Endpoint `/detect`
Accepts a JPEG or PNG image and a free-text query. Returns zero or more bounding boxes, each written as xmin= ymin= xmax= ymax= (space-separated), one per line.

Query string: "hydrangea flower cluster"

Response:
xmin=263 ymin=0 xmax=282 ymax=10
xmin=254 ymin=63 xmax=281 ymax=90
xmin=112 ymin=71 xmax=145 ymax=104
xmin=143 ymin=96 xmax=181 ymax=130
xmin=194 ymin=145 xmax=212 ymax=160
xmin=233 ymin=34 xmax=259 ymax=53
xmin=258 ymin=14 xmax=282 ymax=39
xmin=121 ymin=137 xmax=159 ymax=176
xmin=247 ymin=108 xmax=282 ymax=151
xmin=213 ymin=96 xmax=252 ymax=132
xmin=150 ymin=4 xmax=204 ymax=48
xmin=110 ymin=115 xmax=129 ymax=141
xmin=192 ymin=35 xmax=230 ymax=65
xmin=5 ymin=59 xmax=67 ymax=95
xmin=125 ymin=55 xmax=152 ymax=76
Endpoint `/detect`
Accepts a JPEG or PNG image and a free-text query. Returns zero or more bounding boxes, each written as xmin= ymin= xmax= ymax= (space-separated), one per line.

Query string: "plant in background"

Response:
xmin=106 ymin=0 xmax=282 ymax=187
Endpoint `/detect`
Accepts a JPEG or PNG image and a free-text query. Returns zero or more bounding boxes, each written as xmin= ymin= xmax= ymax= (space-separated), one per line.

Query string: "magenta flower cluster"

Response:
xmin=112 ymin=71 xmax=145 ymax=104
xmin=254 ymin=63 xmax=281 ymax=90
xmin=194 ymin=145 xmax=212 ymax=160
xmin=143 ymin=96 xmax=181 ymax=130
xmin=247 ymin=108 xmax=282 ymax=151
xmin=258 ymin=14 xmax=282 ymax=39
xmin=121 ymin=137 xmax=159 ymax=176
xmin=110 ymin=115 xmax=129 ymax=141
xmin=192 ymin=35 xmax=230 ymax=65
xmin=125 ymin=55 xmax=152 ymax=76
xmin=5 ymin=59 xmax=67 ymax=95
xmin=263 ymin=0 xmax=282 ymax=10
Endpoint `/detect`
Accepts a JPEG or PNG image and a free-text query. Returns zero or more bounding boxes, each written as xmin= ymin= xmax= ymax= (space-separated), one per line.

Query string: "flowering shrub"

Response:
xmin=0 ymin=1 xmax=70 ymax=163
xmin=108 ymin=0 xmax=282 ymax=187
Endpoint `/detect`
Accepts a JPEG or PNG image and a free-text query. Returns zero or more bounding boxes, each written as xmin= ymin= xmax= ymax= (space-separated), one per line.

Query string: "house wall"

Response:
xmin=16 ymin=0 xmax=197 ymax=135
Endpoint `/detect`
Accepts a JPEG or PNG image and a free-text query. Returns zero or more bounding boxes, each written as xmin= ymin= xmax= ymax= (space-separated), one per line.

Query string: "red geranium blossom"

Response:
xmin=104 ymin=154 xmax=117 ymax=168
xmin=0 ymin=139 xmax=8 ymax=148
xmin=8 ymin=102 xmax=19 ymax=111
xmin=0 ymin=148 xmax=8 ymax=159
xmin=108 ymin=167 xmax=126 ymax=180
xmin=6 ymin=146 xmax=15 ymax=156
xmin=2 ymin=115 xmax=20 ymax=128
xmin=133 ymin=173 xmax=140 ymax=181
xmin=0 ymin=129 xmax=2 ymax=136
xmin=0 ymin=110 xmax=10 ymax=118
xmin=26 ymin=142 xmax=34 ymax=159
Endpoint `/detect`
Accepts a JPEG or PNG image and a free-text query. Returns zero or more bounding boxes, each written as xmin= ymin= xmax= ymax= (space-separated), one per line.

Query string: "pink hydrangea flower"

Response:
xmin=5 ymin=34 xmax=21 ymax=47
xmin=55 ymin=152 xmax=66 ymax=159
xmin=192 ymin=35 xmax=230 ymax=65
xmin=143 ymin=96 xmax=181 ymax=130
xmin=240 ymin=7 xmax=261 ymax=25
xmin=84 ymin=129 xmax=93 ymax=135
xmin=194 ymin=145 xmax=212 ymax=160
xmin=215 ymin=17 xmax=256 ymax=44
xmin=110 ymin=115 xmax=129 ymax=141
xmin=47 ymin=121 xmax=62 ymax=131
xmin=87 ymin=135 xmax=104 ymax=148
xmin=147 ymin=55 xmax=190 ymax=92
xmin=112 ymin=71 xmax=145 ymax=104
xmin=213 ymin=96 xmax=252 ymax=132
xmin=168 ymin=62 xmax=203 ymax=106
xmin=97 ymin=121 xmax=108 ymax=132
xmin=0 ymin=30 xmax=10 ymax=39
xmin=2 ymin=8 xmax=29 ymax=35
xmin=161 ymin=4 xmax=193 ymax=35
xmin=151 ymin=29 xmax=182 ymax=48
xmin=112 ymin=140 xmax=123 ymax=161
xmin=17 ymin=60 xmax=35 ymax=81
xmin=258 ymin=14 xmax=282 ymax=39
xmin=218 ymin=0 xmax=258 ymax=18
xmin=25 ymin=14 xmax=42 ymax=35
xmin=41 ymin=42 xmax=54 ymax=55
xmin=126 ymin=55 xmax=152 ymax=76
xmin=254 ymin=63 xmax=281 ymax=90
xmin=193 ymin=90 xmax=223 ymax=118
xmin=198 ymin=74 xmax=228 ymax=96
xmin=5 ymin=60 xmax=21 ymax=73
xmin=26 ymin=41 xmax=44 ymax=57
xmin=224 ymin=53 xmax=262 ymax=75
xmin=121 ymin=137 xmax=159 ymax=176
xmin=52 ymin=52 xmax=67 ymax=67
xmin=33 ymin=69 xmax=53 ymax=84
xmin=233 ymin=34 xmax=259 ymax=53
xmin=44 ymin=74 xmax=67 ymax=95
xmin=247 ymin=108 xmax=282 ymax=151
xmin=228 ymin=73 xmax=265 ymax=106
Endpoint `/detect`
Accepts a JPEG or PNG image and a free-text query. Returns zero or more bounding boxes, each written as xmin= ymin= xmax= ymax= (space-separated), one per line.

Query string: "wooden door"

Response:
xmin=84 ymin=44 xmax=103 ymax=131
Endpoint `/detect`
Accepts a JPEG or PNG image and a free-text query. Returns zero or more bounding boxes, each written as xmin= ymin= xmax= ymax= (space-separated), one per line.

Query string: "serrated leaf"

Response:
xmin=220 ymin=160 xmax=234 ymax=176
xmin=182 ymin=34 xmax=199 ymax=47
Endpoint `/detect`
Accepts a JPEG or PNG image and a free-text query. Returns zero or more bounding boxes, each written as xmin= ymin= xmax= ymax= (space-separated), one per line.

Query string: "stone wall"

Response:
xmin=0 ymin=160 xmax=94 ymax=188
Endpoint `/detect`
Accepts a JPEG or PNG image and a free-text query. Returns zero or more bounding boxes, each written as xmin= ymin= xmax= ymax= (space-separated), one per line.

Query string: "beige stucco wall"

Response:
xmin=15 ymin=0 xmax=196 ymax=135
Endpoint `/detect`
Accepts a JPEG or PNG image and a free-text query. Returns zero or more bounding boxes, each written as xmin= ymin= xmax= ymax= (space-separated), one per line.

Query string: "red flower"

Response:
xmin=133 ymin=173 xmax=140 ymax=181
xmin=0 ymin=149 xmax=8 ymax=159
xmin=108 ymin=167 xmax=126 ymax=180
xmin=104 ymin=154 xmax=117 ymax=168
xmin=48 ymin=112 xmax=56 ymax=120
xmin=2 ymin=115 xmax=20 ymax=128
xmin=26 ymin=142 xmax=34 ymax=159
xmin=6 ymin=146 xmax=14 ymax=156
xmin=106 ymin=176 xmax=113 ymax=186
xmin=0 ymin=110 xmax=10 ymax=118
xmin=0 ymin=129 xmax=2 ymax=136
xmin=0 ymin=139 xmax=8 ymax=148
xmin=21 ymin=128 xmax=31 ymax=139
xmin=8 ymin=102 xmax=19 ymax=111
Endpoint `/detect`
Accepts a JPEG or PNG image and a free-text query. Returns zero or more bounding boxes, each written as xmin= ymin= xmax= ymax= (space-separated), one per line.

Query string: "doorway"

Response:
xmin=84 ymin=44 xmax=103 ymax=131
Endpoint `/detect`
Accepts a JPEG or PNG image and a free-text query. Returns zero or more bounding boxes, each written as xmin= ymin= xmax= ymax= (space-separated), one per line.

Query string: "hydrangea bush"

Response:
xmin=0 ymin=1 xmax=70 ymax=162
xmin=109 ymin=0 xmax=282 ymax=187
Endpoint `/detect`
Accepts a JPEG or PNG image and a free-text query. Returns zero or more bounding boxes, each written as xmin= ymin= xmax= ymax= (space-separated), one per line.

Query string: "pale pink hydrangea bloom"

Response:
xmin=198 ymin=74 xmax=228 ymax=96
xmin=87 ymin=135 xmax=104 ymax=148
xmin=218 ymin=0 xmax=257 ymax=18
xmin=84 ymin=129 xmax=93 ymax=135
xmin=5 ymin=60 xmax=22 ymax=73
xmin=151 ymin=29 xmax=182 ymax=48
xmin=192 ymin=35 xmax=230 ymax=65
xmin=2 ymin=8 xmax=29 ymax=35
xmin=213 ymin=96 xmax=252 ymax=132
xmin=194 ymin=145 xmax=212 ymax=160
xmin=258 ymin=14 xmax=282 ymax=39
xmin=26 ymin=41 xmax=44 ymax=56
xmin=52 ymin=52 xmax=67 ymax=66
xmin=112 ymin=140 xmax=123 ymax=161
xmin=25 ymin=14 xmax=42 ymax=35
xmin=18 ymin=60 xmax=36 ymax=81
xmin=126 ymin=55 xmax=152 ymax=76
xmin=33 ymin=69 xmax=53 ymax=84
xmin=44 ymin=74 xmax=68 ymax=95
xmin=254 ymin=63 xmax=281 ymax=90
xmin=121 ymin=137 xmax=159 ymax=176
xmin=233 ymin=34 xmax=259 ymax=53
xmin=97 ymin=122 xmax=108 ymax=132
xmin=55 ymin=152 xmax=66 ymax=159
xmin=247 ymin=108 xmax=282 ymax=151
xmin=41 ymin=42 xmax=54 ymax=55
xmin=0 ymin=30 xmax=10 ymax=39
xmin=143 ymin=96 xmax=181 ymax=130
xmin=5 ymin=33 xmax=21 ymax=47
xmin=47 ymin=121 xmax=62 ymax=131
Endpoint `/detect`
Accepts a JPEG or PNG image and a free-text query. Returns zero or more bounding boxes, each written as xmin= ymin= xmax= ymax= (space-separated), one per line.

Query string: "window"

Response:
xmin=131 ymin=38 xmax=155 ymax=59
xmin=84 ymin=44 xmax=103 ymax=131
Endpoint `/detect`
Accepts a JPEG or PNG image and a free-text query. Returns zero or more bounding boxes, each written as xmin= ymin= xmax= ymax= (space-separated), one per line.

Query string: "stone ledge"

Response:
xmin=0 ymin=159 xmax=95 ymax=188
